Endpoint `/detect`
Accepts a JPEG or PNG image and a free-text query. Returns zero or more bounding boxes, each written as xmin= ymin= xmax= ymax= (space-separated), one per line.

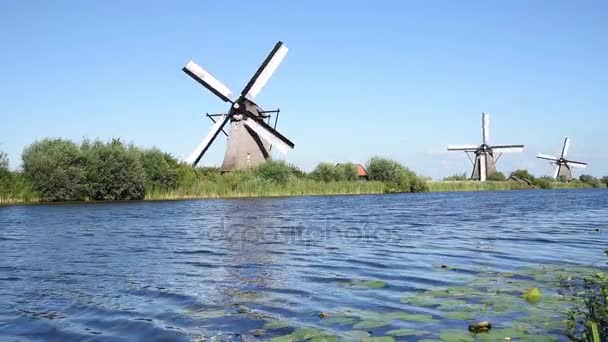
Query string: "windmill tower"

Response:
xmin=447 ymin=112 xmax=524 ymax=181
xmin=182 ymin=41 xmax=294 ymax=171
xmin=537 ymin=137 xmax=587 ymax=181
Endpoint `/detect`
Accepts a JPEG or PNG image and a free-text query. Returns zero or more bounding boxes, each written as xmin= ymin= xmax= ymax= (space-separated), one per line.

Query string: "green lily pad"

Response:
xmin=384 ymin=312 xmax=435 ymax=323
xmin=353 ymin=319 xmax=390 ymax=329
xmin=444 ymin=311 xmax=477 ymax=320
xmin=362 ymin=337 xmax=395 ymax=342
xmin=386 ymin=328 xmax=425 ymax=336
xmin=264 ymin=320 xmax=291 ymax=329
xmin=439 ymin=329 xmax=475 ymax=342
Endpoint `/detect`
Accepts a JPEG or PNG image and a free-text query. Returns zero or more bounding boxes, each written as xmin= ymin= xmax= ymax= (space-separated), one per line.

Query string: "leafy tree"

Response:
xmin=601 ymin=176 xmax=608 ymax=187
xmin=310 ymin=162 xmax=339 ymax=182
xmin=335 ymin=163 xmax=358 ymax=181
xmin=81 ymin=139 xmax=145 ymax=200
xmin=510 ymin=169 xmax=535 ymax=181
xmin=22 ymin=139 xmax=88 ymax=201
xmin=366 ymin=157 xmax=428 ymax=193
xmin=254 ymin=160 xmax=293 ymax=184
xmin=487 ymin=172 xmax=506 ymax=181
xmin=579 ymin=174 xmax=602 ymax=188
xmin=137 ymin=147 xmax=178 ymax=190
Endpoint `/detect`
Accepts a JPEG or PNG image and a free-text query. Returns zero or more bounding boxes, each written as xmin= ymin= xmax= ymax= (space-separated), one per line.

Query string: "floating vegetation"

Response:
xmin=339 ymin=279 xmax=387 ymax=289
xmin=522 ymin=287 xmax=542 ymax=303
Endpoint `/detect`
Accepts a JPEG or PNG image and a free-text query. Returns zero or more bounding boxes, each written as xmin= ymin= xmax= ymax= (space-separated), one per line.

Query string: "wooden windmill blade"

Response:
xmin=241 ymin=41 xmax=289 ymax=101
xmin=536 ymin=153 xmax=559 ymax=161
xmin=560 ymin=137 xmax=571 ymax=158
xmin=182 ymin=61 xmax=233 ymax=103
xmin=185 ymin=114 xmax=231 ymax=166
xmin=181 ymin=41 xmax=294 ymax=170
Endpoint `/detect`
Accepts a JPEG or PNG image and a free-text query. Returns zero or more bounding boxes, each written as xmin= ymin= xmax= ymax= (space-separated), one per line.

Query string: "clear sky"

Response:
xmin=0 ymin=1 xmax=606 ymax=179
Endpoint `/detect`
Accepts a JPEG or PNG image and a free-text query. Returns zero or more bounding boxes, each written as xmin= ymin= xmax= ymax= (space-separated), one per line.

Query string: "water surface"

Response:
xmin=1 ymin=189 xmax=607 ymax=341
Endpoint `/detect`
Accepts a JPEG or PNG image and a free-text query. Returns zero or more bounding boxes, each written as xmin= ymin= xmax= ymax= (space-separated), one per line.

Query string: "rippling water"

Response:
xmin=1 ymin=189 xmax=607 ymax=341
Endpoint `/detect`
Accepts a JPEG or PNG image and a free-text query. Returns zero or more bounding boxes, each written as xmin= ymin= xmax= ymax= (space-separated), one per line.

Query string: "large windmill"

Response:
xmin=536 ymin=137 xmax=587 ymax=180
xmin=447 ymin=112 xmax=524 ymax=181
xmin=182 ymin=41 xmax=294 ymax=171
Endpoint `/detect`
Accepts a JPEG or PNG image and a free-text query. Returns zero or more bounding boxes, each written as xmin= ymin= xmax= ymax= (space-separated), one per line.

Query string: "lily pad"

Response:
xmin=353 ymin=319 xmax=391 ymax=329
xmin=439 ymin=329 xmax=475 ymax=342
xmin=341 ymin=279 xmax=387 ymax=289
xmin=386 ymin=328 xmax=425 ymax=337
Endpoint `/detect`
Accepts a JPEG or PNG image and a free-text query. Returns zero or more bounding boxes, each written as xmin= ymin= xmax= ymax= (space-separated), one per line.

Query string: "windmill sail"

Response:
xmin=242 ymin=42 xmax=288 ymax=101
xmin=482 ymin=112 xmax=489 ymax=145
xmin=185 ymin=114 xmax=230 ymax=166
xmin=492 ymin=145 xmax=525 ymax=153
xmin=567 ymin=160 xmax=588 ymax=168
xmin=447 ymin=145 xmax=478 ymax=151
xmin=183 ymin=61 xmax=233 ymax=102
xmin=561 ymin=137 xmax=570 ymax=158
xmin=536 ymin=154 xmax=559 ymax=161
xmin=242 ymin=116 xmax=294 ymax=155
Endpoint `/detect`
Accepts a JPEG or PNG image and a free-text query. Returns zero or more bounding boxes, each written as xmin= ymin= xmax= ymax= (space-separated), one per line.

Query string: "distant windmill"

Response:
xmin=536 ymin=137 xmax=587 ymax=180
xmin=182 ymin=41 xmax=294 ymax=171
xmin=447 ymin=112 xmax=524 ymax=181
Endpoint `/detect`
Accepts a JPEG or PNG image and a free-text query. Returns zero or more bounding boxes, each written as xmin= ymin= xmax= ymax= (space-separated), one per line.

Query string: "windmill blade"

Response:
xmin=536 ymin=153 xmax=559 ymax=161
xmin=479 ymin=154 xmax=487 ymax=181
xmin=561 ymin=137 xmax=571 ymax=158
xmin=492 ymin=145 xmax=524 ymax=153
xmin=241 ymin=41 xmax=289 ymax=100
xmin=242 ymin=116 xmax=294 ymax=155
xmin=482 ymin=112 xmax=489 ymax=145
xmin=447 ymin=145 xmax=478 ymax=151
xmin=566 ymin=160 xmax=588 ymax=169
xmin=185 ymin=114 xmax=230 ymax=166
xmin=553 ymin=165 xmax=560 ymax=179
xmin=183 ymin=61 xmax=233 ymax=103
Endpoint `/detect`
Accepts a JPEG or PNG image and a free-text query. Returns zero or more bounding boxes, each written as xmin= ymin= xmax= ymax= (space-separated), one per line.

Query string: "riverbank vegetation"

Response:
xmin=0 ymin=139 xmax=428 ymax=204
xmin=1 ymin=139 xmax=606 ymax=204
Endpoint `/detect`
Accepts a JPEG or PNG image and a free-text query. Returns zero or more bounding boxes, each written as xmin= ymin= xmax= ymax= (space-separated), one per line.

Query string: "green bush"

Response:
xmin=532 ymin=176 xmax=554 ymax=189
xmin=310 ymin=162 xmax=339 ymax=182
xmin=366 ymin=157 xmax=428 ymax=193
xmin=443 ymin=172 xmax=468 ymax=181
xmin=510 ymin=169 xmax=535 ymax=181
xmin=487 ymin=172 xmax=506 ymax=181
xmin=254 ymin=160 xmax=293 ymax=184
xmin=335 ymin=163 xmax=359 ymax=181
xmin=22 ymin=139 xmax=88 ymax=201
xmin=81 ymin=139 xmax=145 ymax=200
xmin=137 ymin=147 xmax=178 ymax=190
xmin=580 ymin=174 xmax=602 ymax=188
xmin=601 ymin=176 xmax=608 ymax=187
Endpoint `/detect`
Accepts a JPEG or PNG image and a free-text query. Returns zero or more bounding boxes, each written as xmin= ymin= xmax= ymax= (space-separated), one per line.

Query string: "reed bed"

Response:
xmin=145 ymin=179 xmax=386 ymax=200
xmin=428 ymin=181 xmax=517 ymax=192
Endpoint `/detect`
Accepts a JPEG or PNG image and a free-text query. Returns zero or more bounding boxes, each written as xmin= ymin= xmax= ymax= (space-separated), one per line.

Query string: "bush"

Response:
xmin=366 ymin=157 xmax=428 ymax=193
xmin=137 ymin=147 xmax=178 ymax=190
xmin=310 ymin=162 xmax=339 ymax=182
xmin=487 ymin=172 xmax=506 ymax=181
xmin=601 ymin=176 xmax=608 ymax=187
xmin=22 ymin=139 xmax=88 ymax=201
xmin=510 ymin=169 xmax=535 ymax=181
xmin=532 ymin=176 xmax=554 ymax=189
xmin=81 ymin=139 xmax=145 ymax=200
xmin=335 ymin=163 xmax=359 ymax=181
xmin=254 ymin=160 xmax=293 ymax=184
xmin=579 ymin=174 xmax=602 ymax=188
xmin=443 ymin=172 xmax=468 ymax=181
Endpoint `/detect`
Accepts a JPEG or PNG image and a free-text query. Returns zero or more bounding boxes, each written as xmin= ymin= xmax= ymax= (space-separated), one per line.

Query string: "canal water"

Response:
xmin=1 ymin=189 xmax=607 ymax=341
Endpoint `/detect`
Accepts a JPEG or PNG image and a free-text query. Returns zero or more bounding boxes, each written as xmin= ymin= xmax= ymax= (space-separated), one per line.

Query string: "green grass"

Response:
xmin=145 ymin=178 xmax=386 ymax=200
xmin=428 ymin=181 xmax=519 ymax=192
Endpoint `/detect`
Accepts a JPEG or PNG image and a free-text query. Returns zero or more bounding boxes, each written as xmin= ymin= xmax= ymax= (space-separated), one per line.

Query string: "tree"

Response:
xmin=579 ymin=174 xmax=601 ymax=188
xmin=81 ymin=139 xmax=145 ymax=200
xmin=601 ymin=176 xmax=608 ymax=187
xmin=0 ymin=150 xmax=8 ymax=173
xmin=254 ymin=160 xmax=294 ymax=184
xmin=366 ymin=157 xmax=428 ymax=192
xmin=310 ymin=162 xmax=339 ymax=182
xmin=22 ymin=139 xmax=88 ymax=201
xmin=137 ymin=147 xmax=178 ymax=190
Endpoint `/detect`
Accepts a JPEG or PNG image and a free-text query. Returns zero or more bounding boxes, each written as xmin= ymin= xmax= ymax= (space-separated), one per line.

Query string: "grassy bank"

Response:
xmin=146 ymin=179 xmax=385 ymax=200
xmin=428 ymin=180 xmax=601 ymax=192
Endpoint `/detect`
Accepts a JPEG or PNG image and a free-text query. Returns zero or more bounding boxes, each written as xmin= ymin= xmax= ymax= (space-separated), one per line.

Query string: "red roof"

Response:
xmin=356 ymin=164 xmax=368 ymax=177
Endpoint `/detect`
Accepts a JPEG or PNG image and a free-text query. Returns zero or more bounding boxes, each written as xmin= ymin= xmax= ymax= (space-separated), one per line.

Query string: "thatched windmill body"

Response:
xmin=182 ymin=41 xmax=294 ymax=171
xmin=537 ymin=137 xmax=587 ymax=180
xmin=447 ymin=112 xmax=524 ymax=181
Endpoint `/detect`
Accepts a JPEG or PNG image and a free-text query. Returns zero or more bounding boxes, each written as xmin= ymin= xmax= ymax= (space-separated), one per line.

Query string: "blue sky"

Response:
xmin=0 ymin=1 xmax=606 ymax=179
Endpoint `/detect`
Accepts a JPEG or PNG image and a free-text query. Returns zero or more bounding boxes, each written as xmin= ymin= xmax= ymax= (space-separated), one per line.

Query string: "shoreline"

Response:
xmin=1 ymin=181 xmax=602 ymax=207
